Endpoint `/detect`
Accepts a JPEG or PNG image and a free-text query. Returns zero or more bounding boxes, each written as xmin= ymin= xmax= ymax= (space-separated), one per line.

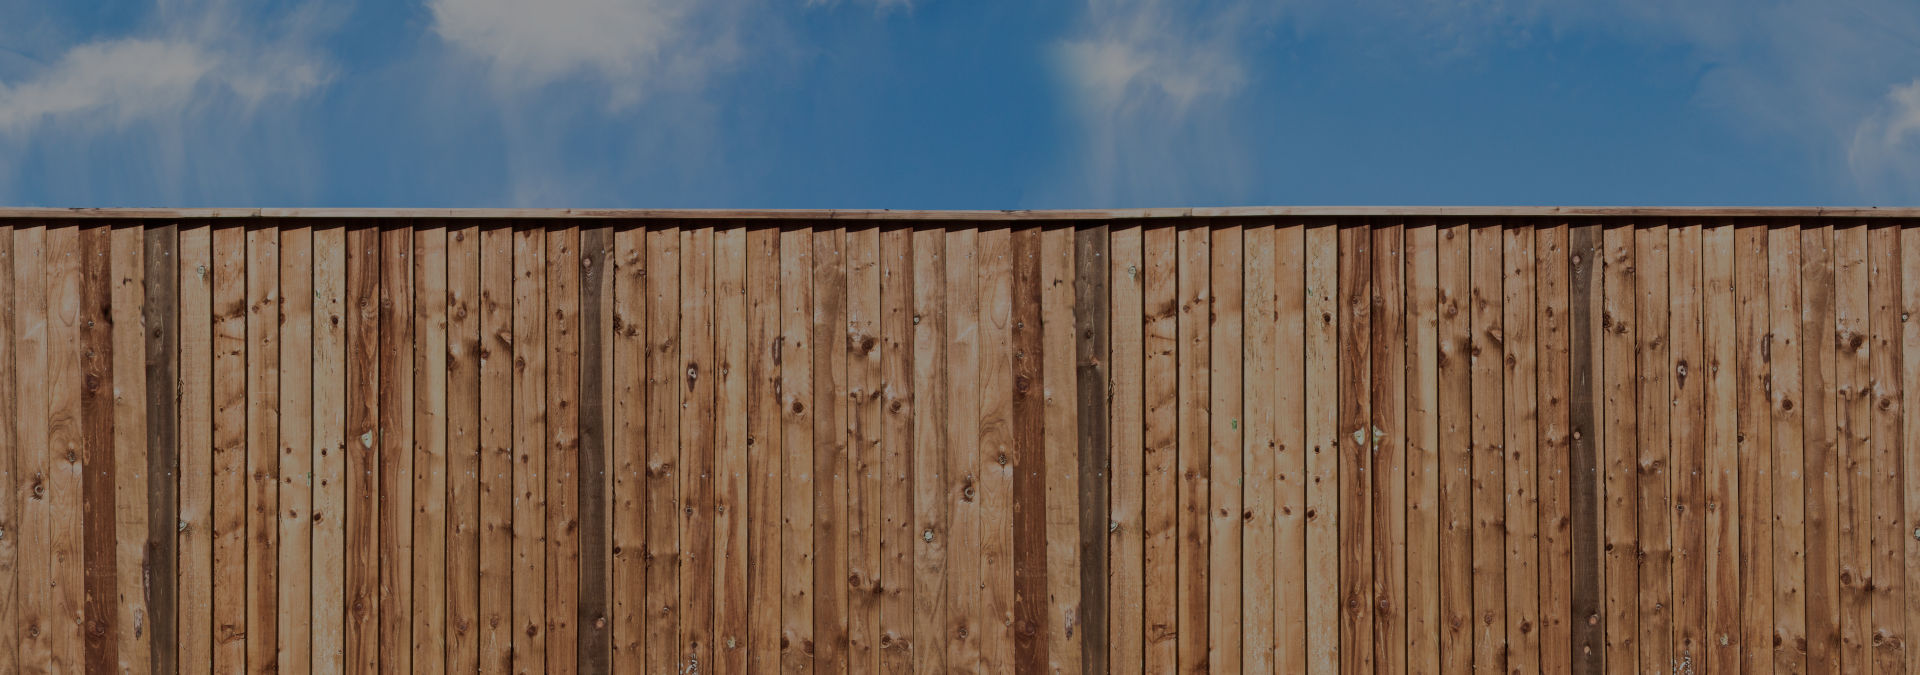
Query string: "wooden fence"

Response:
xmin=2 ymin=210 xmax=1919 ymax=674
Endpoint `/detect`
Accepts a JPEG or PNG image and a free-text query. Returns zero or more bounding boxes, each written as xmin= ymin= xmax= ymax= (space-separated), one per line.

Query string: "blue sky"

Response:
xmin=1 ymin=0 xmax=1917 ymax=208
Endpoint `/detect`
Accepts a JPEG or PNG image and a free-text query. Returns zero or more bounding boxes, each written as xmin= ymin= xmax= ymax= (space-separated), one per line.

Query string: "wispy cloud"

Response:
xmin=0 ymin=0 xmax=335 ymax=204
xmin=428 ymin=0 xmax=747 ymax=108
xmin=1051 ymin=0 xmax=1275 ymax=206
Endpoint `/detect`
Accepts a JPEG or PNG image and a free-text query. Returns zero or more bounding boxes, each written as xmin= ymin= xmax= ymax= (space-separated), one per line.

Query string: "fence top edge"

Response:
xmin=0 ymin=206 xmax=1915 ymax=222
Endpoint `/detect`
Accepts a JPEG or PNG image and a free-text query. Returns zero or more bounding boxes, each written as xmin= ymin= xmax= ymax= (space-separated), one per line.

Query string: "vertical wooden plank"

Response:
xmin=15 ymin=224 xmax=54 ymax=675
xmin=712 ymin=225 xmax=749 ymax=675
xmin=447 ymin=224 xmax=482 ymax=674
xmin=173 ymin=224 xmax=211 ymax=674
xmin=1209 ymin=224 xmax=1242 ymax=674
xmin=610 ymin=225 xmax=648 ymax=672
xmin=79 ymin=224 xmax=117 ymax=673
xmin=1305 ymin=222 xmax=1341 ymax=675
xmin=1769 ymin=225 xmax=1808 ymax=675
xmin=844 ymin=226 xmax=882 ymax=675
xmin=1567 ymin=223 xmax=1604 ymax=675
xmin=1468 ymin=225 xmax=1505 ymax=674
xmin=580 ymin=224 xmax=614 ymax=674
xmin=1042 ymin=226 xmax=1083 ymax=674
xmin=312 ymin=224 xmax=347 ymax=675
xmin=1534 ymin=223 xmax=1574 ymax=675
xmin=1436 ymin=222 xmax=1475 ymax=675
xmin=1108 ymin=222 xmax=1145 ymax=675
xmin=1868 ymin=225 xmax=1906 ymax=671
xmin=944 ymin=227 xmax=980 ymax=672
xmin=343 ymin=224 xmax=381 ymax=675
xmin=1076 ymin=223 xmax=1110 ymax=675
xmin=743 ymin=226 xmax=779 ymax=672
xmin=1735 ymin=223 xmax=1775 ymax=675
xmin=1370 ymin=222 xmax=1407 ymax=675
xmin=910 ymin=227 xmax=947 ymax=674
xmin=1011 ymin=224 xmax=1048 ymax=675
xmin=778 ymin=226 xmax=812 ymax=675
xmin=413 ymin=225 xmax=450 ymax=673
xmin=1701 ymin=222 xmax=1741 ymax=673
xmin=1140 ymin=223 xmax=1179 ymax=674
xmin=1600 ymin=224 xmax=1639 ymax=675
xmin=1402 ymin=222 xmax=1441 ymax=675
xmin=977 ymin=226 xmax=1016 ymax=674
xmin=1178 ymin=225 xmax=1213 ymax=675
xmin=112 ymin=225 xmax=153 ymax=675
xmin=56 ymin=226 xmax=90 ymax=673
xmin=545 ymin=226 xmax=579 ymax=675
xmin=646 ymin=226 xmax=682 ymax=675
xmin=877 ymin=226 xmax=915 ymax=672
xmin=208 ymin=225 xmax=246 ymax=674
xmin=1668 ymin=222 xmax=1709 ymax=671
xmin=1241 ymin=222 xmax=1276 ymax=674
xmin=1274 ymin=223 xmax=1310 ymax=675
xmin=1838 ymin=223 xmax=1876 ymax=670
xmin=0 ymin=223 xmax=15 ymax=675
xmin=681 ymin=226 xmax=715 ymax=675
xmin=1904 ymin=226 xmax=1920 ymax=675
xmin=1808 ymin=223 xmax=1848 ymax=670
xmin=1336 ymin=223 xmax=1373 ymax=675
xmin=244 ymin=227 xmax=281 ymax=675
xmin=143 ymin=222 xmax=179 ymax=675
xmin=1502 ymin=224 xmax=1540 ymax=674
xmin=477 ymin=225 xmax=516 ymax=675
xmin=813 ymin=226 xmax=849 ymax=674
xmin=1635 ymin=224 xmax=1673 ymax=674
xmin=277 ymin=225 xmax=312 ymax=675
xmin=512 ymin=227 xmax=547 ymax=675
xmin=380 ymin=226 xmax=414 ymax=674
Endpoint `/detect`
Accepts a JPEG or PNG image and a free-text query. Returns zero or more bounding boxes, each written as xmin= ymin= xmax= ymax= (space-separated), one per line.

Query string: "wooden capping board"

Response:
xmin=9 ymin=206 xmax=1920 ymax=222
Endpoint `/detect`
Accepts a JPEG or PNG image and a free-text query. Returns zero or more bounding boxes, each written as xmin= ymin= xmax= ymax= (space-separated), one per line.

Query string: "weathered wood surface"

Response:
xmin=0 ymin=216 xmax=1909 ymax=674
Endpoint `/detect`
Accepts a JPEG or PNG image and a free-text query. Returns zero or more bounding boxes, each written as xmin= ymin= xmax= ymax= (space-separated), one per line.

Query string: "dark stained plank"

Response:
xmin=1012 ymin=224 xmax=1048 ymax=674
xmin=577 ymin=225 xmax=612 ymax=674
xmin=343 ymin=224 xmax=382 ymax=674
xmin=80 ymin=223 xmax=118 ymax=672
xmin=1075 ymin=223 xmax=1111 ymax=675
xmin=143 ymin=222 xmax=179 ymax=675
xmin=1567 ymin=223 xmax=1604 ymax=675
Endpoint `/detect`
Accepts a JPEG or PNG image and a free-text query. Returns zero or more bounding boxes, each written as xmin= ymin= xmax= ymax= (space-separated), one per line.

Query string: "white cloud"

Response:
xmin=1051 ymin=0 xmax=1274 ymax=205
xmin=0 ymin=38 xmax=323 ymax=135
xmin=428 ymin=0 xmax=745 ymax=107
xmin=1850 ymin=79 xmax=1920 ymax=194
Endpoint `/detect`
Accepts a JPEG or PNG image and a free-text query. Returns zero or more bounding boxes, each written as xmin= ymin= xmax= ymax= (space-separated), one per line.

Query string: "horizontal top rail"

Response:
xmin=0 ymin=206 xmax=1917 ymax=221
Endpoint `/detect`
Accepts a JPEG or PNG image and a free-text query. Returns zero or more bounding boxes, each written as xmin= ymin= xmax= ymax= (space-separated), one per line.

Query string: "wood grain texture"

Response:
xmin=1370 ymin=222 xmax=1407 ymax=675
xmin=1600 ymin=225 xmax=1639 ymax=675
xmin=843 ymin=226 xmax=881 ymax=675
xmin=1668 ymin=222 xmax=1708 ymax=671
xmin=943 ymin=227 xmax=980 ymax=672
xmin=1769 ymin=225 xmax=1808 ymax=675
xmin=1274 ymin=223 xmax=1310 ymax=675
xmin=648 ymin=226 xmax=682 ymax=675
xmin=1635 ymin=224 xmax=1672 ymax=674
xmin=1567 ymin=223 xmax=1603 ymax=675
xmin=1866 ymin=225 xmax=1905 ymax=672
xmin=1109 ymin=222 xmax=1145 ymax=675
xmin=811 ymin=225 xmax=846 ymax=674
xmin=1142 ymin=224 xmax=1180 ymax=675
xmin=1735 ymin=224 xmax=1775 ymax=675
xmin=447 ymin=224 xmax=483 ymax=674
xmin=143 ymin=222 xmax=179 ymax=675
xmin=312 ymin=223 xmax=348 ymax=675
xmin=744 ymin=225 xmax=780 ymax=673
xmin=1241 ymin=222 xmax=1277 ymax=674
xmin=545 ymin=225 xmax=580 ymax=675
xmin=379 ymin=225 xmax=414 ymax=674
xmin=1209 ymin=224 xmax=1242 ymax=674
xmin=1436 ymin=221 xmax=1475 ymax=675
xmin=414 ymin=224 xmax=448 ymax=675
xmin=1305 ymin=223 xmax=1340 ymax=675
xmin=1501 ymin=223 xmax=1540 ymax=674
xmin=511 ymin=227 xmax=546 ymax=675
xmin=1178 ymin=225 xmax=1212 ymax=675
xmin=1012 ymin=225 xmax=1047 ymax=675
xmin=877 ymin=226 xmax=914 ymax=671
xmin=80 ymin=224 xmax=117 ymax=674
xmin=1041 ymin=226 xmax=1083 ymax=674
xmin=110 ymin=224 xmax=150 ymax=675
xmin=1403 ymin=221 xmax=1441 ymax=675
xmin=1337 ymin=223 xmax=1372 ymax=675
xmin=1075 ymin=223 xmax=1110 ymax=675
xmin=711 ymin=225 xmax=748 ymax=675
xmin=1468 ymin=225 xmax=1505 ymax=674
xmin=1804 ymin=223 xmax=1844 ymax=670
xmin=1700 ymin=223 xmax=1741 ymax=673
xmin=277 ymin=225 xmax=310 ymax=675
xmin=478 ymin=225 xmax=516 ymax=675
xmin=910 ymin=227 xmax=944 ymax=674
xmin=0 ymin=223 xmax=15 ymax=675
xmin=1534 ymin=223 xmax=1574 ymax=675
xmin=681 ymin=225 xmax=715 ymax=675
xmin=175 ymin=224 xmax=212 ymax=674
xmin=977 ymin=227 xmax=1016 ymax=674
xmin=209 ymin=225 xmax=246 ymax=674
